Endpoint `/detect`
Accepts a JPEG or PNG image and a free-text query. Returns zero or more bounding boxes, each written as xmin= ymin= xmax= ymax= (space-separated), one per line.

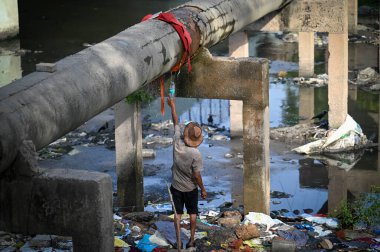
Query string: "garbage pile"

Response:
xmin=349 ymin=67 xmax=380 ymax=91
xmin=293 ymin=115 xmax=371 ymax=155
xmin=1 ymin=208 xmax=379 ymax=251
xmin=110 ymin=208 xmax=379 ymax=252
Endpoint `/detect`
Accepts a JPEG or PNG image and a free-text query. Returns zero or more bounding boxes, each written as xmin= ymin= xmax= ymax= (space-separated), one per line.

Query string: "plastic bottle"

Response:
xmin=169 ymin=80 xmax=175 ymax=98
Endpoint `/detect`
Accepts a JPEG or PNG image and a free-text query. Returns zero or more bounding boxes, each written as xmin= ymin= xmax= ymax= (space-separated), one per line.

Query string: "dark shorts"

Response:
xmin=170 ymin=185 xmax=198 ymax=215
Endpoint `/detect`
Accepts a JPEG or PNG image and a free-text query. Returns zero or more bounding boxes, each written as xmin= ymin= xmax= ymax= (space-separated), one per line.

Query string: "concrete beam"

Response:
xmin=247 ymin=0 xmax=346 ymax=33
xmin=0 ymin=0 xmax=19 ymax=40
xmin=0 ymin=168 xmax=113 ymax=251
xmin=177 ymin=49 xmax=270 ymax=214
xmin=177 ymin=49 xmax=268 ymax=101
xmin=115 ymin=101 xmax=144 ymax=211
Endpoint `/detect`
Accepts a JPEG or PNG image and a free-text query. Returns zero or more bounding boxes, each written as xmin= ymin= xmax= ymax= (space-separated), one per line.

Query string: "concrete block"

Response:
xmin=36 ymin=63 xmax=57 ymax=73
xmin=0 ymin=168 xmax=113 ymax=252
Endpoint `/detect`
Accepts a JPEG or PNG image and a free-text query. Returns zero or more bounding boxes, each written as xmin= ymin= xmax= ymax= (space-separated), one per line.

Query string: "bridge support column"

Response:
xmin=242 ymin=99 xmax=270 ymax=214
xmin=328 ymin=32 xmax=348 ymax=128
xmin=0 ymin=168 xmax=113 ymax=251
xmin=115 ymin=101 xmax=144 ymax=211
xmin=177 ymin=49 xmax=270 ymax=214
xmin=228 ymin=31 xmax=249 ymax=137
xmin=348 ymin=0 xmax=358 ymax=34
xmin=298 ymin=32 xmax=314 ymax=77
xmin=0 ymin=0 xmax=19 ymax=40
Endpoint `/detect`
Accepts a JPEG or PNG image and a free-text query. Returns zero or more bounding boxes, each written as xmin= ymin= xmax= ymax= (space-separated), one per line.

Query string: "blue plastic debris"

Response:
xmin=136 ymin=234 xmax=158 ymax=252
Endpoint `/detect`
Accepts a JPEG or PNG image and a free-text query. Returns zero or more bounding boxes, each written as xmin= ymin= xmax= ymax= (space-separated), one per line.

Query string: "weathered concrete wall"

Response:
xmin=247 ymin=0 xmax=346 ymax=33
xmin=0 ymin=0 xmax=19 ymax=40
xmin=0 ymin=168 xmax=113 ymax=251
xmin=0 ymin=0 xmax=293 ymax=174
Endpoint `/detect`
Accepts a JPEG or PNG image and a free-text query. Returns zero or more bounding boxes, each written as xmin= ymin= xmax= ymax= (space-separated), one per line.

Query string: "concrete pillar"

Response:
xmin=243 ymin=102 xmax=270 ymax=214
xmin=328 ymin=32 xmax=348 ymax=128
xmin=115 ymin=101 xmax=144 ymax=211
xmin=0 ymin=0 xmax=19 ymax=40
xmin=0 ymin=40 xmax=21 ymax=87
xmin=298 ymin=32 xmax=315 ymax=77
xmin=347 ymin=0 xmax=358 ymax=34
xmin=228 ymin=31 xmax=249 ymax=137
xmin=298 ymin=86 xmax=314 ymax=123
xmin=0 ymin=168 xmax=113 ymax=251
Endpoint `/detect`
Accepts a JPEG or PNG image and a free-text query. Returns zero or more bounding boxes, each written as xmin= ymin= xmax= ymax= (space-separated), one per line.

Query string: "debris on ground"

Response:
xmin=5 ymin=205 xmax=375 ymax=251
xmin=354 ymin=67 xmax=380 ymax=85
xmin=293 ymin=115 xmax=371 ymax=154
xmin=293 ymin=74 xmax=328 ymax=87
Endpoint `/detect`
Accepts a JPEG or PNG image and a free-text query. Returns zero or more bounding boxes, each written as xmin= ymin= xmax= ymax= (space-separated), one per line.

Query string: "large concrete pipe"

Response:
xmin=0 ymin=0 xmax=292 ymax=173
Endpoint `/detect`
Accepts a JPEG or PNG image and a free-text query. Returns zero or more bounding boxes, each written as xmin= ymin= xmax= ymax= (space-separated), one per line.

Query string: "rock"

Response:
xmin=224 ymin=153 xmax=233 ymax=158
xmin=357 ymin=67 xmax=379 ymax=85
xmin=320 ymin=239 xmax=333 ymax=250
xmin=206 ymin=155 xmax=213 ymax=159
xmin=123 ymin=212 xmax=155 ymax=222
xmin=142 ymin=149 xmax=156 ymax=158
xmin=235 ymin=223 xmax=260 ymax=240
xmin=218 ymin=216 xmax=241 ymax=228
xmin=223 ymin=210 xmax=242 ymax=219
xmin=370 ymin=84 xmax=380 ymax=91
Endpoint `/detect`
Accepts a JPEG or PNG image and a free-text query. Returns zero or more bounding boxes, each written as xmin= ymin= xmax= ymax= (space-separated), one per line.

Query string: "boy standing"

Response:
xmin=167 ymin=97 xmax=207 ymax=249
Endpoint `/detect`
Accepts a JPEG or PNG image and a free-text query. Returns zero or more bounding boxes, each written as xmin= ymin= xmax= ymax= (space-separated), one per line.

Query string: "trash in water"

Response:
xmin=293 ymin=115 xmax=370 ymax=154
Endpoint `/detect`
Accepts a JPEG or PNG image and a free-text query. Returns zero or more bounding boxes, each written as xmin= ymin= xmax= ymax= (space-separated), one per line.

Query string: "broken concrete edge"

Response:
xmin=0 ymin=167 xmax=113 ymax=252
